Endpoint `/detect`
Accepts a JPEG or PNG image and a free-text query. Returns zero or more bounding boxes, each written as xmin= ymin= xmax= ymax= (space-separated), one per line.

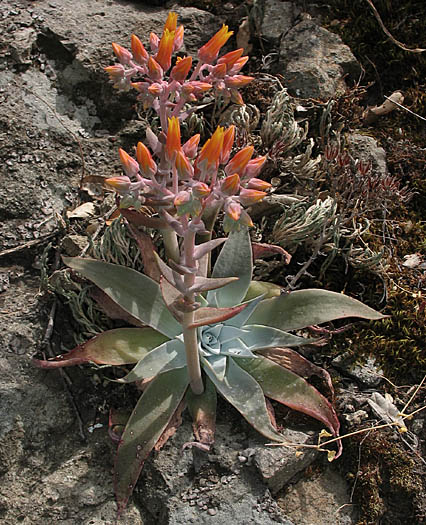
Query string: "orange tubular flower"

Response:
xmin=238 ymin=188 xmax=267 ymax=206
xmin=119 ymin=148 xmax=139 ymax=177
xmin=247 ymin=178 xmax=271 ymax=191
xmin=155 ymin=29 xmax=175 ymax=71
xmin=170 ymin=56 xmax=192 ymax=82
xmin=112 ymin=43 xmax=132 ymax=65
xmin=131 ymin=35 xmax=148 ymax=64
xmin=198 ymin=25 xmax=233 ymax=64
xmin=197 ymin=127 xmax=225 ymax=171
xmin=219 ymin=125 xmax=235 ymax=164
xmin=221 ymin=173 xmax=240 ymax=196
xmin=164 ymin=11 xmax=178 ymax=32
xmin=217 ymin=48 xmax=244 ymax=71
xmin=147 ymin=56 xmax=163 ymax=81
xmin=225 ymin=75 xmax=254 ymax=88
xmin=136 ymin=142 xmax=157 ymax=177
xmin=105 ymin=176 xmax=131 ymax=192
xmin=225 ymin=146 xmax=254 ymax=176
xmin=166 ymin=117 xmax=182 ymax=160
xmin=212 ymin=63 xmax=227 ymax=78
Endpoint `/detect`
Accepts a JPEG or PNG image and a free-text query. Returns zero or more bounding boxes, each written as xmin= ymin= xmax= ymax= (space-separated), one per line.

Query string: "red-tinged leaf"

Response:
xmin=258 ymin=347 xmax=335 ymax=402
xmin=109 ymin=408 xmax=132 ymax=443
xmin=237 ymin=356 xmax=342 ymax=458
xmin=186 ymin=376 xmax=217 ymax=447
xmin=127 ymin=224 xmax=161 ymax=282
xmin=120 ymin=207 xmax=167 ymax=229
xmin=90 ymin=287 xmax=145 ymax=327
xmin=193 ymin=238 xmax=226 ymax=260
xmin=154 ymin=398 xmax=186 ymax=451
xmin=154 ymin=252 xmax=184 ymax=291
xmin=160 ymin=277 xmax=183 ymax=321
xmin=252 ymin=242 xmax=291 ymax=264
xmin=115 ymin=367 xmax=188 ymax=516
xmin=189 ymin=275 xmax=239 ymax=293
xmin=33 ymin=328 xmax=168 ymax=369
xmin=188 ymin=303 xmax=248 ymax=329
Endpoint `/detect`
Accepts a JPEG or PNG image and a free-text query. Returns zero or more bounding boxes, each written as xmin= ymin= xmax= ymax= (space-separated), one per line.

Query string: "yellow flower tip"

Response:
xmin=171 ymin=56 xmax=192 ymax=82
xmin=131 ymin=34 xmax=148 ymax=64
xmin=225 ymin=146 xmax=254 ymax=175
xmin=164 ymin=12 xmax=178 ymax=32
xmin=221 ymin=173 xmax=240 ymax=195
xmin=155 ymin=29 xmax=175 ymax=71
xmin=198 ymin=25 xmax=234 ymax=64
xmin=166 ymin=117 xmax=182 ymax=159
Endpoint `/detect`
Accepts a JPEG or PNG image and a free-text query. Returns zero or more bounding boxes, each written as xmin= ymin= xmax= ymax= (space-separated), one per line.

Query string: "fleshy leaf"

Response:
xmin=243 ymin=280 xmax=282 ymax=302
xmin=203 ymin=357 xmax=284 ymax=442
xmin=33 ymin=328 xmax=168 ymax=368
xmin=193 ymin=238 xmax=226 ymax=260
xmin=247 ymin=289 xmax=386 ymax=331
xmin=189 ymin=275 xmax=239 ymax=293
xmin=186 ymin=375 xmax=217 ymax=447
xmin=114 ymin=367 xmax=189 ymax=515
xmin=240 ymin=324 xmax=314 ymax=350
xmin=127 ymin=224 xmax=162 ymax=282
xmin=223 ymin=295 xmax=264 ymax=328
xmin=117 ymin=339 xmax=187 ymax=383
xmin=237 ymin=356 xmax=342 ymax=457
xmin=153 ymin=252 xmax=184 ymax=292
xmin=188 ymin=303 xmax=247 ymax=328
xmin=207 ymin=228 xmax=252 ymax=307
xmin=63 ymin=257 xmax=182 ymax=338
xmin=252 ymin=242 xmax=291 ymax=264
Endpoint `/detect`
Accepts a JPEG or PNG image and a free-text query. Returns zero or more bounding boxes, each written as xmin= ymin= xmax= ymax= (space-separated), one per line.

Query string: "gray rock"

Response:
xmin=9 ymin=27 xmax=37 ymax=64
xmin=347 ymin=133 xmax=388 ymax=177
xmin=253 ymin=429 xmax=319 ymax=493
xmin=332 ymin=353 xmax=384 ymax=388
xmin=278 ymin=18 xmax=360 ymax=99
xmin=251 ymin=0 xmax=301 ymax=46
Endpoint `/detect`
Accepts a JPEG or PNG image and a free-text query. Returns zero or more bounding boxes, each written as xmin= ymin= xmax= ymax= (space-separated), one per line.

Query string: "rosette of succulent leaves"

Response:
xmin=34 ymin=13 xmax=385 ymax=515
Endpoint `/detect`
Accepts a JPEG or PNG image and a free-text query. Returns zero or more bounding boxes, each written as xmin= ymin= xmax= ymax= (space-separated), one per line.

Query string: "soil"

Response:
xmin=0 ymin=1 xmax=425 ymax=524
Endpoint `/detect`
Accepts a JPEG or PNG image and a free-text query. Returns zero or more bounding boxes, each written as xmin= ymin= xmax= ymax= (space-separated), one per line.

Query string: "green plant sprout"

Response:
xmin=34 ymin=13 xmax=385 ymax=516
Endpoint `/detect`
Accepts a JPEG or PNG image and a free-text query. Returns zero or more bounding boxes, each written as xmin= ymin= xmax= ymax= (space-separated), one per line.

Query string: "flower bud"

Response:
xmin=112 ymin=43 xmax=132 ymax=65
xmin=150 ymin=32 xmax=160 ymax=53
xmin=148 ymin=83 xmax=163 ymax=96
xmin=174 ymin=190 xmax=191 ymax=207
xmin=228 ymin=56 xmax=249 ymax=75
xmin=211 ymin=63 xmax=227 ymax=79
xmin=105 ymin=176 xmax=132 ymax=193
xmin=230 ymin=89 xmax=244 ymax=105
xmin=192 ymin=181 xmax=210 ymax=198
xmin=118 ymin=148 xmax=139 ymax=178
xmin=136 ymin=142 xmax=157 ymax=177
xmin=242 ymin=155 xmax=267 ymax=179
xmin=225 ymin=75 xmax=254 ymax=88
xmin=147 ymin=56 xmax=163 ymax=81
xmin=225 ymin=200 xmax=242 ymax=221
xmin=221 ymin=173 xmax=240 ymax=195
xmin=173 ymin=25 xmax=184 ymax=52
xmin=217 ymin=48 xmax=244 ymax=71
xmin=155 ymin=28 xmax=175 ymax=71
xmin=131 ymin=35 xmax=148 ymax=64
xmin=182 ymin=134 xmax=200 ymax=158
xmin=166 ymin=116 xmax=181 ymax=160
xmin=246 ymin=178 xmax=271 ymax=191
xmin=175 ymin=150 xmax=194 ymax=179
xmin=198 ymin=25 xmax=233 ymax=64
xmin=225 ymin=146 xmax=254 ymax=176
xmin=238 ymin=188 xmax=267 ymax=206
xmin=219 ymin=125 xmax=235 ymax=164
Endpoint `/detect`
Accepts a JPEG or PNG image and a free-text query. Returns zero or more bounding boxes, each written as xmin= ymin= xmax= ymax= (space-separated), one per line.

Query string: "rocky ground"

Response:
xmin=0 ymin=1 xmax=425 ymax=524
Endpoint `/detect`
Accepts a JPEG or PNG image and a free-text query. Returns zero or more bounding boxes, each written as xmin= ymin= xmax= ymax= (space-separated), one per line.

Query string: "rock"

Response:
xmin=278 ymin=18 xmax=360 ymax=99
xmin=277 ymin=467 xmax=358 ymax=525
xmin=253 ymin=429 xmax=319 ymax=493
xmin=9 ymin=27 xmax=37 ymax=64
xmin=347 ymin=133 xmax=388 ymax=177
xmin=250 ymin=0 xmax=301 ymax=47
xmin=332 ymin=353 xmax=384 ymax=388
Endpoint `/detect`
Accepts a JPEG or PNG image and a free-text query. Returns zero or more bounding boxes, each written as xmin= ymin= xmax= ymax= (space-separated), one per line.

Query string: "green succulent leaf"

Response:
xmin=117 ymin=339 xmax=186 ymax=383
xmin=237 ymin=356 xmax=342 ymax=456
xmin=33 ymin=328 xmax=169 ymax=369
xmin=63 ymin=257 xmax=182 ymax=338
xmin=247 ymin=289 xmax=386 ymax=331
xmin=207 ymin=228 xmax=252 ymax=308
xmin=223 ymin=295 xmax=264 ymax=328
xmin=193 ymin=238 xmax=226 ymax=260
xmin=243 ymin=280 xmax=282 ymax=302
xmin=189 ymin=275 xmax=239 ymax=293
xmin=114 ymin=367 xmax=189 ymax=515
xmin=186 ymin=375 xmax=217 ymax=446
xmin=203 ymin=357 xmax=284 ymax=442
xmin=239 ymin=324 xmax=315 ymax=350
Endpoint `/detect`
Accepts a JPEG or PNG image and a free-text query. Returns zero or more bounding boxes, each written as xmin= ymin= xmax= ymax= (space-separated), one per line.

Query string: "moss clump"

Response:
xmin=341 ymin=430 xmax=425 ymax=524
